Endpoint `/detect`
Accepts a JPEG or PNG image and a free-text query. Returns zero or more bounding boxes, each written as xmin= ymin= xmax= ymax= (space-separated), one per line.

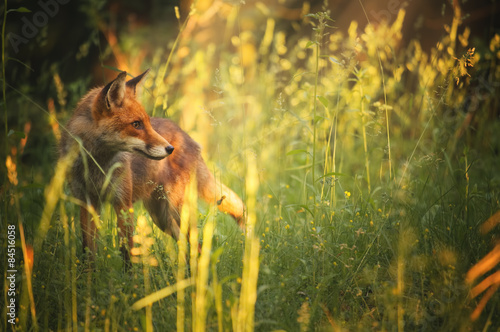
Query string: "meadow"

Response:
xmin=1 ymin=1 xmax=500 ymax=331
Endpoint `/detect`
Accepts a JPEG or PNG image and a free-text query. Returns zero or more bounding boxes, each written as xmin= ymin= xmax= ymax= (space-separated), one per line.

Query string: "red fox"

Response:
xmin=60 ymin=70 xmax=245 ymax=260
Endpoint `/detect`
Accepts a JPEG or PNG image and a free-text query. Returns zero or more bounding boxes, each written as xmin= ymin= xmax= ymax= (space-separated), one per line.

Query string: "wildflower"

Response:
xmin=454 ymin=48 xmax=475 ymax=85
xmin=128 ymin=207 xmax=134 ymax=214
xmin=6 ymin=156 xmax=18 ymax=186
xmin=355 ymin=228 xmax=365 ymax=236
xmin=285 ymin=224 xmax=290 ymax=230
xmin=297 ymin=302 xmax=310 ymax=329
xmin=344 ymin=191 xmax=351 ymax=198
xmin=370 ymin=220 xmax=374 ymax=226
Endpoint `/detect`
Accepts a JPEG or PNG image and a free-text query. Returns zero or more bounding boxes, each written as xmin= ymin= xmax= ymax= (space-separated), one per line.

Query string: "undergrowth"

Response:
xmin=1 ymin=1 xmax=500 ymax=331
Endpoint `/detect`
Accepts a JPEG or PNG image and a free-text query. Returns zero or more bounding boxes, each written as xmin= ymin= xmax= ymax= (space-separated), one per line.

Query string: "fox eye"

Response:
xmin=132 ymin=121 xmax=142 ymax=129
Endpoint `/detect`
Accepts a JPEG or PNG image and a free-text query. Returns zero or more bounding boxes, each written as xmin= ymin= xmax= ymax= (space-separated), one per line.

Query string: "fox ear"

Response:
xmin=126 ymin=68 xmax=150 ymax=95
xmin=104 ymin=71 xmax=127 ymax=109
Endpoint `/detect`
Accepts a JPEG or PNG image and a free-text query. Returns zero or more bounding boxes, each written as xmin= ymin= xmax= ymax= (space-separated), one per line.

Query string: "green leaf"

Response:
xmin=305 ymin=41 xmax=316 ymax=49
xmin=8 ymin=57 xmax=34 ymax=71
xmin=329 ymin=56 xmax=342 ymax=65
xmin=7 ymin=7 xmax=31 ymax=13
xmin=286 ymin=149 xmax=309 ymax=156
xmin=314 ymin=115 xmax=327 ymax=124
xmin=211 ymin=247 xmax=224 ymax=263
xmin=317 ymin=95 xmax=329 ymax=108
xmin=8 ymin=130 xmax=25 ymax=139
xmin=315 ymin=172 xmax=347 ymax=182
xmin=101 ymin=65 xmax=131 ymax=77
xmin=286 ymin=204 xmax=314 ymax=218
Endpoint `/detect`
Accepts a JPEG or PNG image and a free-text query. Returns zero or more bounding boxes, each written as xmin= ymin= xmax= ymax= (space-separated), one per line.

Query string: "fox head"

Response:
xmin=92 ymin=70 xmax=174 ymax=160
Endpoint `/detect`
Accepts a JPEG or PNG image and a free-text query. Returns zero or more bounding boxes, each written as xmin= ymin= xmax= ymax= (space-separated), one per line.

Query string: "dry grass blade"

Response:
xmin=131 ymin=278 xmax=194 ymax=311
xmin=467 ymin=210 xmax=500 ymax=321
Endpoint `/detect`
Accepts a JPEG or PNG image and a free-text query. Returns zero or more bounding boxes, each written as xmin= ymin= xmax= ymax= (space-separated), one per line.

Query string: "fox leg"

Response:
xmin=196 ymin=161 xmax=246 ymax=227
xmin=115 ymin=205 xmax=135 ymax=263
xmin=80 ymin=206 xmax=97 ymax=255
xmin=144 ymin=198 xmax=181 ymax=241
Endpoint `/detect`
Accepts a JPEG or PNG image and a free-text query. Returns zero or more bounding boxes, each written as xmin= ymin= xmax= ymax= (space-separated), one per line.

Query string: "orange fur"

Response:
xmin=60 ymin=70 xmax=245 ymax=261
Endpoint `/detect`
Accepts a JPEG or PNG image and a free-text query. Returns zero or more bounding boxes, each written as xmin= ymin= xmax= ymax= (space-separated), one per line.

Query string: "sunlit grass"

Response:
xmin=1 ymin=1 xmax=500 ymax=331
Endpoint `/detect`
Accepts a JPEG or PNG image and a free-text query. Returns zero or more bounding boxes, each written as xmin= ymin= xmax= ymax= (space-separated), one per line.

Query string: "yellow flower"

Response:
xmin=344 ymin=191 xmax=351 ymax=198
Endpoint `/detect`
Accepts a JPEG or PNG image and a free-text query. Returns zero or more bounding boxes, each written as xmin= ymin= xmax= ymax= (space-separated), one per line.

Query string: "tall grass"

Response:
xmin=1 ymin=1 xmax=500 ymax=331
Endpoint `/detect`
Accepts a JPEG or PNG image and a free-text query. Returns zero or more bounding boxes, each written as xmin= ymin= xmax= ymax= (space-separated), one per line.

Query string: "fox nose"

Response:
xmin=166 ymin=145 xmax=174 ymax=155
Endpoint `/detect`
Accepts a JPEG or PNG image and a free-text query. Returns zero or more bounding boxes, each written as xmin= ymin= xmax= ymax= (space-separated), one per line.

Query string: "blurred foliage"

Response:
xmin=1 ymin=0 xmax=500 ymax=330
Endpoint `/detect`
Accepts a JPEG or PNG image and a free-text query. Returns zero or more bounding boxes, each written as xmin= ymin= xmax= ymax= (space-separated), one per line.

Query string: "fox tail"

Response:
xmin=197 ymin=162 xmax=246 ymax=227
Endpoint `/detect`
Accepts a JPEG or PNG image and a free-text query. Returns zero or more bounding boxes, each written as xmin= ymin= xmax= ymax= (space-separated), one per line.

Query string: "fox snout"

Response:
xmin=141 ymin=140 xmax=174 ymax=160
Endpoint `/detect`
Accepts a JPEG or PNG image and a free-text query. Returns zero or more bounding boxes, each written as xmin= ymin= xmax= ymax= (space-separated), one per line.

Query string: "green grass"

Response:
xmin=2 ymin=3 xmax=500 ymax=331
